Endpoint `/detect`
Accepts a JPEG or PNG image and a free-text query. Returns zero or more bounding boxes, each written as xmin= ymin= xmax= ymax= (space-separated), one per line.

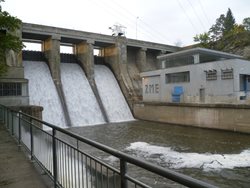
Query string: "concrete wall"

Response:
xmin=134 ymin=102 xmax=250 ymax=134
xmin=141 ymin=59 xmax=250 ymax=104
xmin=0 ymin=27 xmax=29 ymax=106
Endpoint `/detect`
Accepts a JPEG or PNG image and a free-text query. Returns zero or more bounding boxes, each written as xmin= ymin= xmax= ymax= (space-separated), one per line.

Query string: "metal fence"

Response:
xmin=0 ymin=105 xmax=217 ymax=188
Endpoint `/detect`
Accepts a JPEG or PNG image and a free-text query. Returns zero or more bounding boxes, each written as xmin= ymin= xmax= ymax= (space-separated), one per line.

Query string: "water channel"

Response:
xmin=67 ymin=120 xmax=250 ymax=188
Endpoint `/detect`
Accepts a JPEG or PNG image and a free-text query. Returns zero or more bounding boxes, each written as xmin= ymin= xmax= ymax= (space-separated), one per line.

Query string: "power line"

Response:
xmin=186 ymin=0 xmax=207 ymax=32
xmin=177 ymin=0 xmax=200 ymax=34
xmin=94 ymin=0 xmax=173 ymax=44
xmin=198 ymin=0 xmax=212 ymax=26
xmin=111 ymin=0 xmax=173 ymax=43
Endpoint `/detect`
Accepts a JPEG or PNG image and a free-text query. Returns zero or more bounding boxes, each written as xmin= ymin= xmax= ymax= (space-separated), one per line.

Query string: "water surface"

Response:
xmin=68 ymin=121 xmax=250 ymax=187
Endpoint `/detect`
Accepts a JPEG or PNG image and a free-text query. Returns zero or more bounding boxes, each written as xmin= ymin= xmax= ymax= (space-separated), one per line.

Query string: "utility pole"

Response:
xmin=136 ymin=17 xmax=139 ymax=39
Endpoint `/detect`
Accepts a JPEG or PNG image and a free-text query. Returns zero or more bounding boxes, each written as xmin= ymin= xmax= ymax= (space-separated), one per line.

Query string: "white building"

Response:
xmin=141 ymin=48 xmax=250 ymax=104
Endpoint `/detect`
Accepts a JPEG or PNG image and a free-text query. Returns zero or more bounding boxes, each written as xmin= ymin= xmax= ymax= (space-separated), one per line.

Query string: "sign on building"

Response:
xmin=142 ymin=75 xmax=160 ymax=102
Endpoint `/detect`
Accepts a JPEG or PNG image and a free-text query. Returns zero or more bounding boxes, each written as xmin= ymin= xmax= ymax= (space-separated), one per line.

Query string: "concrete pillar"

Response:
xmin=75 ymin=40 xmax=109 ymax=122
xmin=136 ymin=47 xmax=147 ymax=72
xmin=103 ymin=37 xmax=127 ymax=79
xmin=75 ymin=40 xmax=95 ymax=84
xmin=42 ymin=35 xmax=72 ymax=127
xmin=43 ymin=35 xmax=61 ymax=84
xmin=193 ymin=54 xmax=200 ymax=64
xmin=104 ymin=37 xmax=138 ymax=108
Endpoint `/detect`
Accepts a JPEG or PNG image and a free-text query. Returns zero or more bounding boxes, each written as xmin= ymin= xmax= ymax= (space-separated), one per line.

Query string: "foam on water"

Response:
xmin=23 ymin=61 xmax=66 ymax=128
xmin=95 ymin=65 xmax=134 ymax=122
xmin=126 ymin=142 xmax=250 ymax=171
xmin=61 ymin=63 xmax=105 ymax=126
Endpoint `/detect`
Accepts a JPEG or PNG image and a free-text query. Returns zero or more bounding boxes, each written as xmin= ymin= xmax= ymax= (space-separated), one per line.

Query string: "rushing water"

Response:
xmin=23 ymin=61 xmax=67 ymax=128
xmin=61 ymin=63 xmax=105 ymax=126
xmin=68 ymin=121 xmax=250 ymax=188
xmin=95 ymin=65 xmax=134 ymax=122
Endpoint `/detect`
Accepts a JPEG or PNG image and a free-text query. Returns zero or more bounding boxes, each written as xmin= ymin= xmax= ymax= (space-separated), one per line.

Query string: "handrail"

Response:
xmin=0 ymin=104 xmax=217 ymax=188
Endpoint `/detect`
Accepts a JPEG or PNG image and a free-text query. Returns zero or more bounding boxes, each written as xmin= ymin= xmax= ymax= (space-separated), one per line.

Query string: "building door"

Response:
xmin=199 ymin=88 xmax=205 ymax=103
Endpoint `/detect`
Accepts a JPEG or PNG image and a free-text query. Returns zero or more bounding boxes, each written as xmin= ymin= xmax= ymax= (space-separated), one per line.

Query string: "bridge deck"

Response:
xmin=0 ymin=124 xmax=51 ymax=188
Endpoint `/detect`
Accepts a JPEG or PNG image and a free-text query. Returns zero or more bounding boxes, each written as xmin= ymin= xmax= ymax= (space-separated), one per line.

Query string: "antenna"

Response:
xmin=109 ymin=23 xmax=126 ymax=37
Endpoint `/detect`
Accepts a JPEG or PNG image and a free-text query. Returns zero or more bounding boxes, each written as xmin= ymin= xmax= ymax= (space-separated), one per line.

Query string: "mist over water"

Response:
xmin=95 ymin=65 xmax=134 ymax=122
xmin=23 ymin=61 xmax=67 ymax=128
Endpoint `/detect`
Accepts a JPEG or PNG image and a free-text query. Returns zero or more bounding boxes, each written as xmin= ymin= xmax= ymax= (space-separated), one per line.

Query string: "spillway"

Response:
xmin=60 ymin=63 xmax=105 ymax=127
xmin=95 ymin=65 xmax=134 ymax=122
xmin=23 ymin=61 xmax=67 ymax=128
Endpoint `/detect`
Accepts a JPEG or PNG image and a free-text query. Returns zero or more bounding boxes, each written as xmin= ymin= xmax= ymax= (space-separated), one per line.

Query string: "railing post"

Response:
xmin=3 ymin=107 xmax=6 ymax=126
xmin=18 ymin=113 xmax=21 ymax=148
xmin=11 ymin=111 xmax=14 ymax=136
xmin=120 ymin=159 xmax=128 ymax=188
xmin=7 ymin=109 xmax=9 ymax=129
xmin=30 ymin=117 xmax=34 ymax=161
xmin=52 ymin=128 xmax=58 ymax=188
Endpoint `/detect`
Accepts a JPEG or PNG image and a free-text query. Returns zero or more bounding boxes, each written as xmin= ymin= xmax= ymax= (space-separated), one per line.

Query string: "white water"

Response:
xmin=23 ymin=61 xmax=66 ymax=128
xmin=126 ymin=142 xmax=250 ymax=171
xmin=95 ymin=65 xmax=134 ymax=122
xmin=61 ymin=63 xmax=105 ymax=127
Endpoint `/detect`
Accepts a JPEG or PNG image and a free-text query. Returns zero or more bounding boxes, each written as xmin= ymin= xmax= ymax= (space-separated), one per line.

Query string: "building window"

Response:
xmin=221 ymin=68 xmax=233 ymax=80
xmin=205 ymin=70 xmax=217 ymax=80
xmin=0 ymin=83 xmax=22 ymax=96
xmin=166 ymin=71 xmax=190 ymax=84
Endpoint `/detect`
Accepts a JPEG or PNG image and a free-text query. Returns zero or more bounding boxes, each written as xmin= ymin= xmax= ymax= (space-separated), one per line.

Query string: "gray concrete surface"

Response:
xmin=0 ymin=125 xmax=51 ymax=188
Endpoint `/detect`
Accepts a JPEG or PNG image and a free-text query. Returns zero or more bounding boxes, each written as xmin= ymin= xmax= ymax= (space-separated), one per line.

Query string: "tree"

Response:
xmin=194 ymin=8 xmax=237 ymax=45
xmin=0 ymin=0 xmax=23 ymax=76
xmin=0 ymin=0 xmax=3 ymax=11
xmin=223 ymin=8 xmax=236 ymax=35
xmin=243 ymin=17 xmax=250 ymax=31
xmin=193 ymin=32 xmax=210 ymax=47
xmin=209 ymin=14 xmax=225 ymax=41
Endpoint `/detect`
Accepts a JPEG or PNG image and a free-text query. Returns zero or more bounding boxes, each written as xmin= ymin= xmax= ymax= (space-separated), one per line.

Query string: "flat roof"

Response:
xmin=157 ymin=47 xmax=243 ymax=60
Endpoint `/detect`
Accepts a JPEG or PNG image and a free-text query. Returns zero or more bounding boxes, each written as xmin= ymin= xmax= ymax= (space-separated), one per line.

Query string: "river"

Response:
xmin=67 ymin=120 xmax=250 ymax=188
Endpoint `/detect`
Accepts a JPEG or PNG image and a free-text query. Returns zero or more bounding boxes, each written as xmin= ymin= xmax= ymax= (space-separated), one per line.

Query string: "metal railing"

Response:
xmin=0 ymin=105 xmax=217 ymax=188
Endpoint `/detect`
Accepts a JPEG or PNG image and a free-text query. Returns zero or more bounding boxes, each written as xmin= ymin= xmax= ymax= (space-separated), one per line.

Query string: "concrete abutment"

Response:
xmin=42 ymin=35 xmax=72 ymax=126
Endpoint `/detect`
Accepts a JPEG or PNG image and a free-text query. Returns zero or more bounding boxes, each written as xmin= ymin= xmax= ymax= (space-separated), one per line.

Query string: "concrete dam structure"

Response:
xmin=0 ymin=22 xmax=179 ymax=127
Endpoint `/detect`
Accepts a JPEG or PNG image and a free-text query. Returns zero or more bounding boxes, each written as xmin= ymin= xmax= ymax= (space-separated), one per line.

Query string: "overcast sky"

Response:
xmin=2 ymin=0 xmax=250 ymax=47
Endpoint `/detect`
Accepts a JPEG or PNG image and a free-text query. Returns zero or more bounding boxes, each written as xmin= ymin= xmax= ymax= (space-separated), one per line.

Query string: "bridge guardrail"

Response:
xmin=0 ymin=104 xmax=217 ymax=188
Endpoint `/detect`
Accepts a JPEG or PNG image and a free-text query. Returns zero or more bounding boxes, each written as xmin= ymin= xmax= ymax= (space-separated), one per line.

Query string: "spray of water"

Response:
xmin=23 ymin=61 xmax=66 ymax=128
xmin=61 ymin=63 xmax=105 ymax=126
xmin=95 ymin=65 xmax=134 ymax=122
xmin=126 ymin=142 xmax=250 ymax=171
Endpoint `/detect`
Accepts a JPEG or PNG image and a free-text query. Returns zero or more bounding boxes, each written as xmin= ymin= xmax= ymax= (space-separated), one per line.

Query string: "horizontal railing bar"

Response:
xmin=125 ymin=174 xmax=152 ymax=188
xmin=55 ymin=137 xmax=120 ymax=174
xmin=2 ymin=105 xmax=216 ymax=188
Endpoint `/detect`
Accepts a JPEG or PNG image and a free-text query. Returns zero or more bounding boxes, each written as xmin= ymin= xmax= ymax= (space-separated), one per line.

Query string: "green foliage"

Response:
xmin=243 ymin=17 xmax=250 ymax=31
xmin=193 ymin=8 xmax=250 ymax=54
xmin=193 ymin=32 xmax=210 ymax=47
xmin=223 ymin=8 xmax=236 ymax=36
xmin=209 ymin=14 xmax=225 ymax=41
xmin=0 ymin=0 xmax=23 ymax=76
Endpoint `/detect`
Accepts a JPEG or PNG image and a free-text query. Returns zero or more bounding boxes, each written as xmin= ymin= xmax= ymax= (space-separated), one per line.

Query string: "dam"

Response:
xmin=1 ymin=23 xmax=250 ymax=188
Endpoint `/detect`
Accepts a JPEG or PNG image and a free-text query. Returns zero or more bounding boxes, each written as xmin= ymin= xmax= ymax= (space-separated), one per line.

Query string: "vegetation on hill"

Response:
xmin=193 ymin=8 xmax=250 ymax=58
xmin=0 ymin=0 xmax=23 ymax=75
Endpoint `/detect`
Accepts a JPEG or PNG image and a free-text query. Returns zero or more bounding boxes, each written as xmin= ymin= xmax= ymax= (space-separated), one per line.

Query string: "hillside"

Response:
xmin=209 ymin=31 xmax=250 ymax=59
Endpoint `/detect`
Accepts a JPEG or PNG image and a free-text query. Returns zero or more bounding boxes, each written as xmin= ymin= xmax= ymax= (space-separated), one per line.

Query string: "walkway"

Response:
xmin=0 ymin=124 xmax=51 ymax=188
